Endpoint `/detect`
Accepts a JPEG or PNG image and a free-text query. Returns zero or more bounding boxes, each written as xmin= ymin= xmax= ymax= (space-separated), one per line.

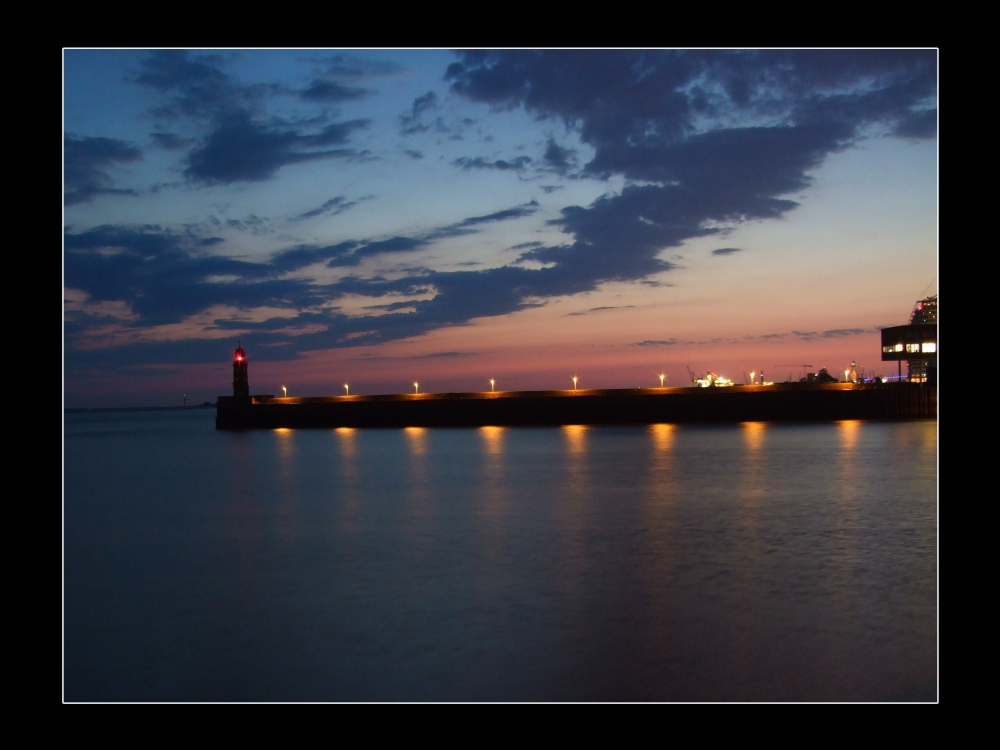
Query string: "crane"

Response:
xmin=776 ymin=364 xmax=813 ymax=382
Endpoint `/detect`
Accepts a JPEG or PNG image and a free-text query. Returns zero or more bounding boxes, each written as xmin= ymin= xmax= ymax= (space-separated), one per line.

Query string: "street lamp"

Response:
xmin=414 ymin=382 xmax=419 ymax=394
xmin=659 ymin=373 xmax=665 ymax=387
xmin=344 ymin=384 xmax=349 ymax=396
xmin=572 ymin=376 xmax=578 ymax=390
xmin=282 ymin=385 xmax=287 ymax=398
xmin=490 ymin=379 xmax=495 ymax=392
xmin=750 ymin=371 xmax=755 ymax=385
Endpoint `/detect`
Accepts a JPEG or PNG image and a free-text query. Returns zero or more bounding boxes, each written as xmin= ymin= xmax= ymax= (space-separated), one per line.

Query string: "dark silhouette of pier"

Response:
xmin=216 ymin=382 xmax=935 ymax=430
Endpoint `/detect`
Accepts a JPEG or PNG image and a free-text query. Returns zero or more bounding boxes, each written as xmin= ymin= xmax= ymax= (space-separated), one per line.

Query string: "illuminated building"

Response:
xmin=232 ymin=342 xmax=249 ymax=397
xmin=880 ymin=295 xmax=937 ymax=384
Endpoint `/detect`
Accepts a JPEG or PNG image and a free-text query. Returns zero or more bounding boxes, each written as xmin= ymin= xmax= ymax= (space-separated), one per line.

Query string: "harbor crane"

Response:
xmin=777 ymin=364 xmax=813 ymax=382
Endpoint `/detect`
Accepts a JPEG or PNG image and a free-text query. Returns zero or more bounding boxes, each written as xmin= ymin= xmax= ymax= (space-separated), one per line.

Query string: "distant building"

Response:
xmin=815 ymin=368 xmax=839 ymax=383
xmin=881 ymin=295 xmax=937 ymax=384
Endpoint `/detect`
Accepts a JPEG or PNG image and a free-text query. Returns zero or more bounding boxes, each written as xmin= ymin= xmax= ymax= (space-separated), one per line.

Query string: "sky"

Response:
xmin=63 ymin=49 xmax=937 ymax=407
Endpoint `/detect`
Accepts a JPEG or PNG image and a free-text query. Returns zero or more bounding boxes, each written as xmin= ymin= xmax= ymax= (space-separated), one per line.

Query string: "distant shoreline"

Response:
xmin=65 ymin=403 xmax=216 ymax=414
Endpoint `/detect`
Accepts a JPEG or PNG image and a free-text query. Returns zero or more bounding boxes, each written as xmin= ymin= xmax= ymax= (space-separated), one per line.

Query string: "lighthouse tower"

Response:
xmin=233 ymin=342 xmax=249 ymax=397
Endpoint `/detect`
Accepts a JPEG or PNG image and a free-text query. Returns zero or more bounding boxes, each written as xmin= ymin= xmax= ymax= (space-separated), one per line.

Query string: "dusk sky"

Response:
xmin=64 ymin=49 xmax=937 ymax=407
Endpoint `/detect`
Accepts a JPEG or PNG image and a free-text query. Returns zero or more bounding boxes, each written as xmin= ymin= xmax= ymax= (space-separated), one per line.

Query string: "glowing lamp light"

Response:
xmin=282 ymin=385 xmax=287 ymax=398
xmin=344 ymin=384 xmax=349 ymax=395
xmin=659 ymin=374 xmax=665 ymax=387
xmin=572 ymin=377 xmax=578 ymax=390
xmin=490 ymin=379 xmax=495 ymax=392
xmin=414 ymin=383 xmax=419 ymax=394
xmin=750 ymin=371 xmax=755 ymax=385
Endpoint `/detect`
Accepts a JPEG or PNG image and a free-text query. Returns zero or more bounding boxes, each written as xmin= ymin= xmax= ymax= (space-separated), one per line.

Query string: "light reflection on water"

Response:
xmin=64 ymin=410 xmax=937 ymax=701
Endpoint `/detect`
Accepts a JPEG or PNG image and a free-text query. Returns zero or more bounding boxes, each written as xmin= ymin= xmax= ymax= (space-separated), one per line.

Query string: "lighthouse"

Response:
xmin=233 ymin=342 xmax=249 ymax=397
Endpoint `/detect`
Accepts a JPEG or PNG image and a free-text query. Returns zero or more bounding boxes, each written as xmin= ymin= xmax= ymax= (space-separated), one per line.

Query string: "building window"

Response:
xmin=922 ymin=342 xmax=936 ymax=353
xmin=906 ymin=343 xmax=921 ymax=353
xmin=895 ymin=344 xmax=904 ymax=352
xmin=882 ymin=345 xmax=894 ymax=353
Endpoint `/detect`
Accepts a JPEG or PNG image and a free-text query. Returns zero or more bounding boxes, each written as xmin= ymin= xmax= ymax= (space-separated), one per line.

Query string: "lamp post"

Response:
xmin=572 ymin=377 xmax=578 ymax=390
xmin=282 ymin=385 xmax=287 ymax=398
xmin=414 ymin=383 xmax=419 ymax=394
xmin=659 ymin=374 xmax=665 ymax=388
xmin=750 ymin=371 xmax=755 ymax=385
xmin=490 ymin=379 xmax=495 ymax=392
xmin=344 ymin=384 xmax=349 ymax=396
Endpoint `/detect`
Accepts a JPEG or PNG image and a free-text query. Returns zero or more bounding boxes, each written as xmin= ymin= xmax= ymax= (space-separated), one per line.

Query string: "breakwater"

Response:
xmin=216 ymin=382 xmax=935 ymax=430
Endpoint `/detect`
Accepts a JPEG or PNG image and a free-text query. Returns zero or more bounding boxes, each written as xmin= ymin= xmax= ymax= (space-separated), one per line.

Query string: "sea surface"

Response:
xmin=64 ymin=409 xmax=937 ymax=701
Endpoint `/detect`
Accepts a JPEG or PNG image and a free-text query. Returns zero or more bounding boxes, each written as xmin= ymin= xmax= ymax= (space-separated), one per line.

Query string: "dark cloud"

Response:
xmin=400 ymin=91 xmax=441 ymax=134
xmin=134 ymin=51 xmax=371 ymax=185
xmin=404 ymin=149 xmax=424 ymax=159
xmin=453 ymin=200 xmax=538 ymax=227
xmin=295 ymin=195 xmax=370 ymax=220
xmin=225 ymin=215 xmax=270 ymax=234
xmin=543 ymin=139 xmax=576 ymax=173
xmin=821 ymin=328 xmax=870 ymax=337
xmin=567 ymin=305 xmax=625 ymax=316
xmin=895 ymin=108 xmax=937 ymax=139
xmin=410 ymin=351 xmax=474 ymax=359
xmin=150 ymin=132 xmax=192 ymax=150
xmin=64 ymin=225 xmax=318 ymax=327
xmin=269 ymin=241 xmax=359 ymax=272
xmin=791 ymin=330 xmax=819 ymax=340
xmin=300 ymin=80 xmax=367 ymax=102
xmin=134 ymin=50 xmax=263 ymax=120
xmin=184 ymin=113 xmax=369 ymax=184
xmin=445 ymin=50 xmax=936 ymax=289
xmin=64 ymin=136 xmax=142 ymax=206
xmin=540 ymin=185 xmax=564 ymax=193
xmin=280 ymin=201 xmax=541 ymax=268
xmin=318 ymin=54 xmax=404 ymax=79
xmin=68 ymin=52 xmax=936 ymax=371
xmin=712 ymin=247 xmax=742 ymax=255
xmin=453 ymin=156 xmax=532 ymax=171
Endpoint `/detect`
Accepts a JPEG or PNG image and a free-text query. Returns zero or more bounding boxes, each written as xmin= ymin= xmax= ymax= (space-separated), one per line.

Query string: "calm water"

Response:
xmin=64 ymin=410 xmax=937 ymax=701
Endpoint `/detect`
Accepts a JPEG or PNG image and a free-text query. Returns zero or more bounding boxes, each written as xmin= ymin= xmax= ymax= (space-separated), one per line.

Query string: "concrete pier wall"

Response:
xmin=216 ymin=383 xmax=936 ymax=430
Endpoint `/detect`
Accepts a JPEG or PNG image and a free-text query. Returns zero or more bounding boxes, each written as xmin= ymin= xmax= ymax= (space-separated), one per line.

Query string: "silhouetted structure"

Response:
xmin=881 ymin=295 xmax=937 ymax=384
xmin=217 ymin=383 xmax=935 ymax=429
xmin=815 ymin=368 xmax=839 ymax=383
xmin=232 ymin=342 xmax=249 ymax=397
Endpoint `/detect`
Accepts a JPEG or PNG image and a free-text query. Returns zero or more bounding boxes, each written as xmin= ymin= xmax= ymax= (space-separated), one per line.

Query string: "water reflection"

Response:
xmin=480 ymin=426 xmax=504 ymax=455
xmin=838 ymin=420 xmax=860 ymax=451
xmin=65 ymin=413 xmax=937 ymax=701
xmin=274 ymin=427 xmax=296 ymax=482
xmin=272 ymin=427 xmax=301 ymax=539
xmin=333 ymin=428 xmax=360 ymax=531
xmin=405 ymin=426 xmax=427 ymax=455
xmin=336 ymin=427 xmax=357 ymax=458
xmin=650 ymin=423 xmax=675 ymax=452
xmin=742 ymin=421 xmax=765 ymax=452
xmin=563 ymin=424 xmax=588 ymax=454
xmin=405 ymin=426 xmax=430 ymax=512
